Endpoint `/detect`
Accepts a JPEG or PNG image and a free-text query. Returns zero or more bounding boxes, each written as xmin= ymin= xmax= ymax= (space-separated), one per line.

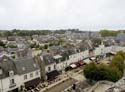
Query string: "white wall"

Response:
xmin=0 ymin=70 xmax=41 ymax=92
xmin=82 ymin=50 xmax=89 ymax=58
xmin=56 ymin=62 xmax=64 ymax=71
xmin=45 ymin=63 xmax=56 ymax=73
xmin=0 ymin=75 xmax=20 ymax=92
xmin=104 ymin=46 xmax=112 ymax=53
xmin=115 ymin=46 xmax=125 ymax=52
xmin=21 ymin=70 xmax=41 ymax=83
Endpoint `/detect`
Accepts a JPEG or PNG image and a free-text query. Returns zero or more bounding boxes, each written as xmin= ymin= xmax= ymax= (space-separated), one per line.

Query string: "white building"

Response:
xmin=0 ymin=55 xmax=41 ymax=92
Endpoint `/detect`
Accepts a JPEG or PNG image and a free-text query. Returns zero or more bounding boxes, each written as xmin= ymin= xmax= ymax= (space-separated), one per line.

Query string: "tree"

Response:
xmin=110 ymin=54 xmax=125 ymax=74
xmin=39 ymin=46 xmax=43 ymax=50
xmin=58 ymin=39 xmax=65 ymax=45
xmin=84 ymin=62 xmax=98 ymax=81
xmin=100 ymin=30 xmax=119 ymax=37
xmin=107 ymin=67 xmax=122 ymax=82
xmin=44 ymin=44 xmax=48 ymax=49
xmin=116 ymin=51 xmax=125 ymax=59
xmin=84 ymin=57 xmax=124 ymax=82
xmin=30 ymin=43 xmax=36 ymax=48
xmin=0 ymin=40 xmax=5 ymax=47
xmin=91 ymin=38 xmax=101 ymax=47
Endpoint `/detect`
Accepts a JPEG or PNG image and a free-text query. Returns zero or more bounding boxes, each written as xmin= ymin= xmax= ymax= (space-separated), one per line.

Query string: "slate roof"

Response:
xmin=15 ymin=57 xmax=39 ymax=75
xmin=42 ymin=55 xmax=55 ymax=65
xmin=0 ymin=55 xmax=17 ymax=79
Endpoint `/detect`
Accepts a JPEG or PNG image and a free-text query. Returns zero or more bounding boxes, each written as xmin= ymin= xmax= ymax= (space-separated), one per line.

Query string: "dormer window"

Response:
xmin=9 ymin=71 xmax=16 ymax=88
xmin=9 ymin=71 xmax=14 ymax=77
xmin=3 ymin=58 xmax=8 ymax=62
xmin=22 ymin=67 xmax=25 ymax=71
xmin=33 ymin=64 xmax=36 ymax=68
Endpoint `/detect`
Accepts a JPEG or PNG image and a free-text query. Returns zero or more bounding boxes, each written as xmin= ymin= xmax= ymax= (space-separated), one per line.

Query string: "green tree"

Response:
xmin=44 ymin=44 xmax=48 ymax=49
xmin=0 ymin=40 xmax=5 ymax=47
xmin=39 ymin=46 xmax=43 ymax=50
xmin=91 ymin=38 xmax=101 ymax=47
xmin=110 ymin=54 xmax=124 ymax=74
xmin=107 ymin=67 xmax=122 ymax=82
xmin=116 ymin=51 xmax=125 ymax=59
xmin=58 ymin=39 xmax=65 ymax=45
xmin=84 ymin=62 xmax=98 ymax=81
xmin=84 ymin=55 xmax=124 ymax=82
xmin=100 ymin=30 xmax=119 ymax=37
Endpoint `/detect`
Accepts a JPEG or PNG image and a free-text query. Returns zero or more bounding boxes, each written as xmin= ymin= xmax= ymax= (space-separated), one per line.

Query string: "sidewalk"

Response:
xmin=40 ymin=73 xmax=70 ymax=92
xmin=40 ymin=66 xmax=84 ymax=92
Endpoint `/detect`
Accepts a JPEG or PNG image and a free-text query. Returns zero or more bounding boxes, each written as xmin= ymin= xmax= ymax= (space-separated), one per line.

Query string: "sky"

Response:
xmin=0 ymin=0 xmax=125 ymax=31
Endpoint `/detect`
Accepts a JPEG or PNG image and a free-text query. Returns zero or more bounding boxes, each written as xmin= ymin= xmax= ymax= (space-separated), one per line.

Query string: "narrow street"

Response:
xmin=43 ymin=78 xmax=77 ymax=92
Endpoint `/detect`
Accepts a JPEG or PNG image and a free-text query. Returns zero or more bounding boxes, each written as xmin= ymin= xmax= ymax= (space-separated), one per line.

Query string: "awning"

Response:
xmin=78 ymin=60 xmax=84 ymax=65
xmin=25 ymin=78 xmax=41 ymax=88
xmin=47 ymin=70 xmax=59 ymax=81
xmin=106 ymin=52 xmax=116 ymax=56
xmin=110 ymin=51 xmax=116 ymax=55
xmin=75 ymin=62 xmax=80 ymax=67
xmin=90 ymin=57 xmax=96 ymax=61
xmin=70 ymin=64 xmax=77 ymax=68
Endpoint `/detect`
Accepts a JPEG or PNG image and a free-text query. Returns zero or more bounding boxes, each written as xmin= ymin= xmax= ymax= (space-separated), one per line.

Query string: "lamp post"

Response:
xmin=0 ymin=68 xmax=3 ymax=92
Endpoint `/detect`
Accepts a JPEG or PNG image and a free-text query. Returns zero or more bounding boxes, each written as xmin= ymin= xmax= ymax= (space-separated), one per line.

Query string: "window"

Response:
xmin=48 ymin=66 xmax=51 ymax=71
xmin=22 ymin=67 xmax=25 ymax=71
xmin=9 ymin=71 xmax=14 ymax=77
xmin=10 ymin=79 xmax=15 ymax=85
xmin=30 ymin=73 xmax=33 ymax=78
xmin=24 ymin=75 xmax=27 ymax=80
xmin=36 ymin=71 xmax=39 ymax=75
xmin=54 ymin=65 xmax=56 ymax=69
xmin=9 ymin=78 xmax=16 ymax=88
xmin=33 ymin=63 xmax=36 ymax=68
xmin=11 ymin=52 xmax=15 ymax=54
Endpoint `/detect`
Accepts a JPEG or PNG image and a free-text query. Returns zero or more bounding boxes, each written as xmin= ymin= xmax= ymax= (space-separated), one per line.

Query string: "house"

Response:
xmin=116 ymin=33 xmax=125 ymax=46
xmin=0 ymin=55 xmax=41 ymax=92
xmin=53 ymin=54 xmax=69 ymax=73
xmin=15 ymin=57 xmax=41 ymax=90
xmin=38 ymin=54 xmax=59 ymax=81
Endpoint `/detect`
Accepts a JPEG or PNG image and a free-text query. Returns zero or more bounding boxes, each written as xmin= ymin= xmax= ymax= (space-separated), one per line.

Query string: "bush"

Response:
xmin=84 ymin=51 xmax=125 ymax=82
xmin=110 ymin=54 xmax=125 ymax=74
xmin=107 ymin=67 xmax=122 ymax=82
xmin=84 ymin=62 xmax=97 ymax=81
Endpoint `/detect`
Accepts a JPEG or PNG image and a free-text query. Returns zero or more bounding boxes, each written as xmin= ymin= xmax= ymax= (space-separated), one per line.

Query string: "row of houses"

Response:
xmin=0 ymin=44 xmax=125 ymax=92
xmin=37 ymin=44 xmax=125 ymax=81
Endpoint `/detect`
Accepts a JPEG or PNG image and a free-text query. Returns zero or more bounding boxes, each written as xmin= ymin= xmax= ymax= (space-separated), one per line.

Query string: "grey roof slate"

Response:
xmin=15 ymin=57 xmax=39 ymax=75
xmin=42 ymin=55 xmax=55 ymax=65
xmin=0 ymin=55 xmax=17 ymax=79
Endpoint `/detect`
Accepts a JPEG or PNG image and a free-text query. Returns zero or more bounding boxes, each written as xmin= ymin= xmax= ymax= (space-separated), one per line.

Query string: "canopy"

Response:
xmin=46 ymin=70 xmax=59 ymax=81
xmin=70 ymin=64 xmax=77 ymax=68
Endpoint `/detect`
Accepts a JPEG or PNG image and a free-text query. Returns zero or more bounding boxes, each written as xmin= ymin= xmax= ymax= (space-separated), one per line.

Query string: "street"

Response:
xmin=43 ymin=78 xmax=77 ymax=92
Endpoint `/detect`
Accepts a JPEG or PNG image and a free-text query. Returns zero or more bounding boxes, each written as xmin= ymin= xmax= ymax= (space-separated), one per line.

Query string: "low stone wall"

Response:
xmin=85 ymin=81 xmax=113 ymax=92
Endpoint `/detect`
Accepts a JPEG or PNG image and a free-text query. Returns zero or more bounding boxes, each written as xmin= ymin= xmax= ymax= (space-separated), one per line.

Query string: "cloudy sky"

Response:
xmin=0 ymin=0 xmax=125 ymax=30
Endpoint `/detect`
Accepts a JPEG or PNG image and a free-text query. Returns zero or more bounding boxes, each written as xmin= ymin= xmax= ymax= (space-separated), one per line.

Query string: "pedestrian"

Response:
xmin=72 ymin=84 xmax=76 ymax=90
